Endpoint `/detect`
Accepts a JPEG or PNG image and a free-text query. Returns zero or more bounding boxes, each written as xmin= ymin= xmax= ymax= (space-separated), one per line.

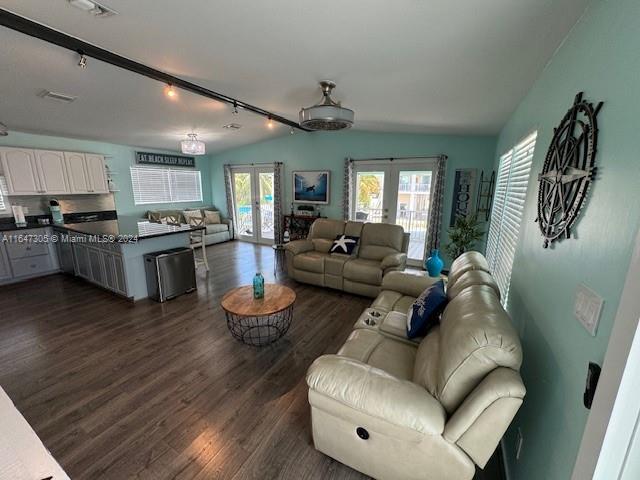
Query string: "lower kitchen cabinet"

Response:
xmin=0 ymin=244 xmax=12 ymax=282
xmin=0 ymin=228 xmax=59 ymax=285
xmin=71 ymin=240 xmax=128 ymax=297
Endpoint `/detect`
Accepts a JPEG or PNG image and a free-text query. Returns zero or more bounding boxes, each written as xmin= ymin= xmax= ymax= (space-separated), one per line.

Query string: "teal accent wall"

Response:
xmin=209 ymin=130 xmax=496 ymax=263
xmin=495 ymin=1 xmax=640 ymax=478
xmin=0 ymin=131 xmax=213 ymax=216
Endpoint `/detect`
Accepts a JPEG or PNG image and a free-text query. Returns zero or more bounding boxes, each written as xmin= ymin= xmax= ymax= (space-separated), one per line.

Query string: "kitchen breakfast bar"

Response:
xmin=0 ymin=215 xmax=202 ymax=301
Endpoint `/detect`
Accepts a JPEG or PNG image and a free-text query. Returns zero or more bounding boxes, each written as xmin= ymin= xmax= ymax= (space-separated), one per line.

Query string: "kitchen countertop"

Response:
xmin=0 ymin=216 xmax=204 ymax=241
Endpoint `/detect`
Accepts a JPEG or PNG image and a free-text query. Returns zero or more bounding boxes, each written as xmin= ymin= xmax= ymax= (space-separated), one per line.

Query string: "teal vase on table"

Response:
xmin=425 ymin=249 xmax=444 ymax=278
xmin=253 ymin=272 xmax=265 ymax=299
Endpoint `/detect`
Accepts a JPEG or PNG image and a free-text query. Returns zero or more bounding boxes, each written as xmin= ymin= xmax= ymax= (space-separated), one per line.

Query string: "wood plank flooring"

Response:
xmin=0 ymin=240 xmax=501 ymax=479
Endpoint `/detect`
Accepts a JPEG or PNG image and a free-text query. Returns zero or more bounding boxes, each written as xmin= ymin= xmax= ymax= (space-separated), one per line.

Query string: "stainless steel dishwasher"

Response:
xmin=144 ymin=248 xmax=196 ymax=302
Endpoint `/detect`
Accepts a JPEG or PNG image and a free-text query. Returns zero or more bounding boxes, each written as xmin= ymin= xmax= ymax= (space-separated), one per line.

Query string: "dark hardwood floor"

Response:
xmin=0 ymin=241 xmax=501 ymax=479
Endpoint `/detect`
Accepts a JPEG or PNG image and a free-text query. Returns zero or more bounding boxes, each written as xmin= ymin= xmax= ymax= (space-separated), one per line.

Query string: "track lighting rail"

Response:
xmin=0 ymin=8 xmax=311 ymax=131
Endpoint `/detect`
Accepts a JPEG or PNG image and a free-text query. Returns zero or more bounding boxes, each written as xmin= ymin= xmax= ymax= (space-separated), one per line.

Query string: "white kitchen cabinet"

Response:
xmin=34 ymin=150 xmax=70 ymax=194
xmin=73 ymin=243 xmax=91 ymax=279
xmin=101 ymin=250 xmax=127 ymax=295
xmin=87 ymin=247 xmax=105 ymax=285
xmin=0 ymin=243 xmax=12 ymax=282
xmin=64 ymin=152 xmax=91 ymax=193
xmin=0 ymin=147 xmax=42 ymax=195
xmin=85 ymin=154 xmax=109 ymax=193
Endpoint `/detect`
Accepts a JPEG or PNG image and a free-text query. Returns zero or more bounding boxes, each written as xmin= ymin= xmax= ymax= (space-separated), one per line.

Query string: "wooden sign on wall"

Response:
xmin=449 ymin=168 xmax=477 ymax=226
xmin=136 ymin=151 xmax=195 ymax=168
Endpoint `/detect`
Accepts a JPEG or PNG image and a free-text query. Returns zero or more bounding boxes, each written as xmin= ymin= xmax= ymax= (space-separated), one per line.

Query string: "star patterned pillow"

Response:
xmin=330 ymin=235 xmax=359 ymax=255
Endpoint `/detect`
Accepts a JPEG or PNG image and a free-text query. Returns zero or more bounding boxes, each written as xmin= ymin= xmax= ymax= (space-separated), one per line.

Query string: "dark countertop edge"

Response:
xmin=0 ymin=222 xmax=50 ymax=232
xmin=58 ymin=223 xmax=203 ymax=242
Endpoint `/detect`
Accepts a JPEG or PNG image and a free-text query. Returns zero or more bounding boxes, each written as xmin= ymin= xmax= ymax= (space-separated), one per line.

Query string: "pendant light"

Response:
xmin=181 ymin=133 xmax=205 ymax=155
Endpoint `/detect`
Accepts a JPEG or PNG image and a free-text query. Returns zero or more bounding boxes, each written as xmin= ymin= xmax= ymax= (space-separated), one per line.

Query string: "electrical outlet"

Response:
xmin=515 ymin=428 xmax=524 ymax=461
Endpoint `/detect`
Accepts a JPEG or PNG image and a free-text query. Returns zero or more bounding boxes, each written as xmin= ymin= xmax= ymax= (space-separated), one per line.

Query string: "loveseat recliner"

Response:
xmin=306 ymin=251 xmax=525 ymax=480
xmin=285 ymin=218 xmax=410 ymax=298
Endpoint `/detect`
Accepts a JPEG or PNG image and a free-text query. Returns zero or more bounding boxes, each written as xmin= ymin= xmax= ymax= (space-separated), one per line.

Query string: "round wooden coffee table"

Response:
xmin=221 ymin=284 xmax=296 ymax=346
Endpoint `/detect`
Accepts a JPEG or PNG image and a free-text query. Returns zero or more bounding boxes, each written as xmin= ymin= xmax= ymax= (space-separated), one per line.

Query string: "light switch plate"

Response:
xmin=574 ymin=284 xmax=604 ymax=336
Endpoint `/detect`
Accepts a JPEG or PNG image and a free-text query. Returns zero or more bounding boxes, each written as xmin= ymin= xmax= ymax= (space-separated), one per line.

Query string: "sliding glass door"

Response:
xmin=232 ymin=166 xmax=275 ymax=244
xmin=352 ymin=161 xmax=435 ymax=265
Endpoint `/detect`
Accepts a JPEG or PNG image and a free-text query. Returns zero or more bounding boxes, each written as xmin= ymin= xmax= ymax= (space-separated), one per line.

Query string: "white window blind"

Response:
xmin=0 ymin=176 xmax=7 ymax=211
xmin=130 ymin=166 xmax=202 ymax=205
xmin=486 ymin=131 xmax=537 ymax=305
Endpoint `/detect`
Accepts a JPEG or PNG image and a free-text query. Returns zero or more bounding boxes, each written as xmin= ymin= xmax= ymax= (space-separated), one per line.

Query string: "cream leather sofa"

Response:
xmin=306 ymin=251 xmax=525 ymax=480
xmin=285 ymin=219 xmax=409 ymax=297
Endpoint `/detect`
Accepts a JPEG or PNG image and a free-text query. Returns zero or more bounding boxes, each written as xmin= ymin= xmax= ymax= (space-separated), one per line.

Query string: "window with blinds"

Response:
xmin=130 ymin=166 xmax=202 ymax=205
xmin=485 ymin=131 xmax=537 ymax=305
xmin=0 ymin=176 xmax=7 ymax=211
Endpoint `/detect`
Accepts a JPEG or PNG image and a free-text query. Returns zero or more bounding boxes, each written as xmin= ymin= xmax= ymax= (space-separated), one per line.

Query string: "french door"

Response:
xmin=232 ymin=166 xmax=275 ymax=244
xmin=352 ymin=160 xmax=436 ymax=266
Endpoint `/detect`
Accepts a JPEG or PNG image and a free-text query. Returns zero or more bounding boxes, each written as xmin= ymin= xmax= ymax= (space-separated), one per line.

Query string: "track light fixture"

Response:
xmin=232 ymin=101 xmax=239 ymax=115
xmin=267 ymin=116 xmax=275 ymax=129
xmin=164 ymin=84 xmax=177 ymax=99
xmin=78 ymin=52 xmax=87 ymax=69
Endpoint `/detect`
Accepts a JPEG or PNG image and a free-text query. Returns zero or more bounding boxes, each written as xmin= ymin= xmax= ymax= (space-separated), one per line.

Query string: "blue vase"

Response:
xmin=253 ymin=273 xmax=265 ymax=299
xmin=425 ymin=249 xmax=444 ymax=277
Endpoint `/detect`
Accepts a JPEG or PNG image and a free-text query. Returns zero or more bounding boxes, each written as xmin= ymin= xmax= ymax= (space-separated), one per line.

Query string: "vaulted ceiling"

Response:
xmin=0 ymin=0 xmax=590 ymax=152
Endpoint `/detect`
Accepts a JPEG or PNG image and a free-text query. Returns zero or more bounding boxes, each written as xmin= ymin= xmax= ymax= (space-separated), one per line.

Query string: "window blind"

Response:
xmin=0 ymin=176 xmax=7 ymax=211
xmin=486 ymin=131 xmax=537 ymax=305
xmin=130 ymin=166 xmax=202 ymax=205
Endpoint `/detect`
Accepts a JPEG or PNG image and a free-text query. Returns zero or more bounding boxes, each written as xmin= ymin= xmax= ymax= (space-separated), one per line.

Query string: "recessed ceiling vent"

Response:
xmin=299 ymin=81 xmax=354 ymax=131
xmin=223 ymin=123 xmax=242 ymax=130
xmin=38 ymin=90 xmax=78 ymax=103
xmin=68 ymin=0 xmax=118 ymax=18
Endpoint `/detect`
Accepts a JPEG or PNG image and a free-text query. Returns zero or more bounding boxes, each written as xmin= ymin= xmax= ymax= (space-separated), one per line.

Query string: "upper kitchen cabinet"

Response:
xmin=34 ymin=150 xmax=70 ymax=194
xmin=85 ymin=154 xmax=109 ymax=193
xmin=64 ymin=151 xmax=91 ymax=193
xmin=1 ymin=147 xmax=109 ymax=195
xmin=0 ymin=147 xmax=42 ymax=194
xmin=64 ymin=152 xmax=108 ymax=194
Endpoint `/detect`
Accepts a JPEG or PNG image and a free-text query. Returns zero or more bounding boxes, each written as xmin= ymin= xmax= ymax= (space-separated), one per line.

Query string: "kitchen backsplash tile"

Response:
xmin=0 ymin=194 xmax=116 ymax=217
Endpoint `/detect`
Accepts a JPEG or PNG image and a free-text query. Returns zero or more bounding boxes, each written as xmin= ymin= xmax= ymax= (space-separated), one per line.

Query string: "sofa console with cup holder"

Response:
xmin=306 ymin=251 xmax=525 ymax=480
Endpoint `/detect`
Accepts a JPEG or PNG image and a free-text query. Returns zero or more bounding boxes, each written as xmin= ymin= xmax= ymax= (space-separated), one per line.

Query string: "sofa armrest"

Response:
xmin=380 ymin=252 xmax=407 ymax=272
xmin=306 ymin=355 xmax=445 ymax=435
xmin=381 ymin=271 xmax=440 ymax=297
xmin=285 ymin=239 xmax=314 ymax=255
xmin=444 ymin=368 xmax=525 ymax=467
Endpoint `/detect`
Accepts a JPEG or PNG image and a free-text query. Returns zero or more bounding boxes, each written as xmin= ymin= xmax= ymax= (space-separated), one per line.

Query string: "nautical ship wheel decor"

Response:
xmin=536 ymin=92 xmax=603 ymax=248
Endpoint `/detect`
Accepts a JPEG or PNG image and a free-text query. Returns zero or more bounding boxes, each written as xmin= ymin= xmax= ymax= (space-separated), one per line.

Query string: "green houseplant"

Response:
xmin=445 ymin=214 xmax=485 ymax=260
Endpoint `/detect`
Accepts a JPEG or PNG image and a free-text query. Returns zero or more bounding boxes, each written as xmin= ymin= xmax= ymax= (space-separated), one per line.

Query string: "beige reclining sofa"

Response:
xmin=285 ymin=218 xmax=409 ymax=297
xmin=306 ymin=251 xmax=525 ymax=480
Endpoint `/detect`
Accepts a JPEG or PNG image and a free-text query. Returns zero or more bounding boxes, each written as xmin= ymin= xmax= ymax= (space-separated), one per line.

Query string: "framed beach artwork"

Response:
xmin=292 ymin=170 xmax=330 ymax=204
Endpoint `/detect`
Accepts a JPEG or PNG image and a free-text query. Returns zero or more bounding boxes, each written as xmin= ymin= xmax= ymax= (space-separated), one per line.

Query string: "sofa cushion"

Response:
xmin=293 ymin=251 xmax=328 ymax=274
xmin=413 ymin=327 xmax=441 ymax=397
xmin=358 ymin=223 xmax=405 ymax=260
xmin=447 ymin=270 xmax=501 ymax=301
xmin=325 ymin=254 xmax=350 ymax=276
xmin=407 ymin=280 xmax=447 ymax=338
xmin=338 ymin=329 xmax=417 ymax=381
xmin=436 ymin=285 xmax=522 ymax=413
xmin=183 ymin=209 xmax=204 ymax=226
xmin=205 ymin=223 xmax=229 ymax=235
xmin=343 ymin=258 xmax=383 ymax=285
xmin=203 ymin=210 xmax=221 ymax=224
xmin=447 ymin=251 xmax=490 ymax=288
xmin=309 ymin=218 xmax=346 ymax=241
xmin=330 ymin=235 xmax=359 ymax=255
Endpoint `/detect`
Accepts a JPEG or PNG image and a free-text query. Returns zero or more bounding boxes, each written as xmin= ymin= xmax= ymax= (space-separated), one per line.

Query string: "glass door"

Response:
xmin=352 ymin=161 xmax=435 ymax=266
xmin=232 ymin=168 xmax=254 ymax=241
xmin=232 ymin=166 xmax=275 ymax=244
xmin=353 ymin=167 xmax=390 ymax=223
xmin=395 ymin=169 xmax=433 ymax=265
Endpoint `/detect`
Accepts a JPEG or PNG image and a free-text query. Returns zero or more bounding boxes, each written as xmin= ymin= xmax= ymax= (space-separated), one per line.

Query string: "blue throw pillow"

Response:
xmin=406 ymin=280 xmax=447 ymax=338
xmin=330 ymin=235 xmax=359 ymax=255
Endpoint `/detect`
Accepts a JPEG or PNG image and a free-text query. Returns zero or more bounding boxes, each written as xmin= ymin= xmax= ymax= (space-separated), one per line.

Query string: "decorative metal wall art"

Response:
xmin=536 ymin=92 xmax=603 ymax=248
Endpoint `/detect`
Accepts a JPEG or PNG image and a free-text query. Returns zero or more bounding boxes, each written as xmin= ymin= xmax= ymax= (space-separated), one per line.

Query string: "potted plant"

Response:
xmin=444 ymin=214 xmax=485 ymax=260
